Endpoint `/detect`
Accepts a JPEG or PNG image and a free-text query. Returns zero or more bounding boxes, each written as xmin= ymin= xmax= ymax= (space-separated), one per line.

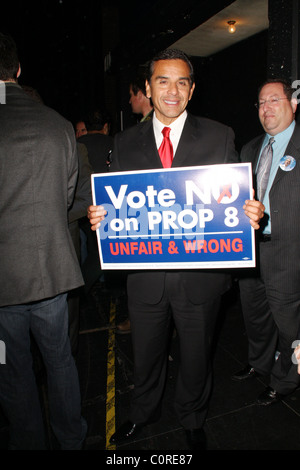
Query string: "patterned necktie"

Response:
xmin=256 ymin=136 xmax=275 ymax=202
xmin=158 ymin=127 xmax=173 ymax=168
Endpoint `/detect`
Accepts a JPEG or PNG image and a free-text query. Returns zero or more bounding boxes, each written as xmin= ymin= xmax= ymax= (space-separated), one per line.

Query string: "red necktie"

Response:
xmin=158 ymin=127 xmax=173 ymax=168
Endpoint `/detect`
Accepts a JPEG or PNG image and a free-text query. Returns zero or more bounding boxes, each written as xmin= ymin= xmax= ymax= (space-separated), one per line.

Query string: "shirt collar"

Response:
xmin=152 ymin=111 xmax=187 ymax=153
xmin=265 ymin=120 xmax=295 ymax=145
xmin=153 ymin=110 xmax=187 ymax=133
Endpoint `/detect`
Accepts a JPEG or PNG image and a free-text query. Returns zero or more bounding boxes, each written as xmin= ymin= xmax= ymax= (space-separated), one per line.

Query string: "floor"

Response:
xmin=1 ymin=278 xmax=300 ymax=453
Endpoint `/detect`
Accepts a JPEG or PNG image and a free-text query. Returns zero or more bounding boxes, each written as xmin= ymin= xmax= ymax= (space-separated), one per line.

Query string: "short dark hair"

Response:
xmin=258 ymin=78 xmax=295 ymax=100
xmin=85 ymin=109 xmax=111 ymax=132
xmin=130 ymin=69 xmax=148 ymax=96
xmin=0 ymin=32 xmax=19 ymax=81
xmin=147 ymin=49 xmax=195 ymax=85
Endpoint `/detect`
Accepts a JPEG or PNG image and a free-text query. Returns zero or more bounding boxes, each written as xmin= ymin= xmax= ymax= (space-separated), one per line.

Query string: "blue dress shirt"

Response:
xmin=256 ymin=121 xmax=295 ymax=234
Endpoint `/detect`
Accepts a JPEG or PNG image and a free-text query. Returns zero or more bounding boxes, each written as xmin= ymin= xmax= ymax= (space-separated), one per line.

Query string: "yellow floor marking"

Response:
xmin=106 ymin=300 xmax=116 ymax=450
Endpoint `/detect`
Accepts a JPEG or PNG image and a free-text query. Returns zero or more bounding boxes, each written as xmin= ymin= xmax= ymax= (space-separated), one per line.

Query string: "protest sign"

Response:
xmin=92 ymin=163 xmax=255 ymax=269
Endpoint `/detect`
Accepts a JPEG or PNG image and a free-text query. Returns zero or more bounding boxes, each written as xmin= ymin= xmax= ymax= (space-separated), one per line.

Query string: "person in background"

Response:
xmin=129 ymin=70 xmax=153 ymax=122
xmin=232 ymin=79 xmax=300 ymax=406
xmin=0 ymin=32 xmax=87 ymax=449
xmin=78 ymin=108 xmax=113 ymax=173
xmin=21 ymin=86 xmax=92 ymax=357
xmin=77 ymin=109 xmax=114 ymax=294
xmin=68 ymin=142 xmax=92 ymax=356
xmin=75 ymin=119 xmax=87 ymax=139
xmin=116 ymin=71 xmax=154 ymax=335
xmin=87 ymin=48 xmax=264 ymax=450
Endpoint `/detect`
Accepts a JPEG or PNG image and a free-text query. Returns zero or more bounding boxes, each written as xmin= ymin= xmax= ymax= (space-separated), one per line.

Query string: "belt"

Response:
xmin=260 ymin=234 xmax=271 ymax=242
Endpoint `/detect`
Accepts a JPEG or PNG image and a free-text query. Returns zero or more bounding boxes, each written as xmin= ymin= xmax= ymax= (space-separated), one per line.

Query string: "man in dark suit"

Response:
xmin=0 ymin=32 xmax=87 ymax=449
xmin=88 ymin=49 xmax=264 ymax=449
xmin=68 ymin=142 xmax=92 ymax=356
xmin=77 ymin=109 xmax=114 ymax=293
xmin=77 ymin=108 xmax=113 ymax=174
xmin=232 ymin=79 xmax=300 ymax=405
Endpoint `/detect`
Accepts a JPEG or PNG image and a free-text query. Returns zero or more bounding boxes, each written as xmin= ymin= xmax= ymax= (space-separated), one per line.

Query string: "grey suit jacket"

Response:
xmin=240 ymin=123 xmax=300 ymax=293
xmin=0 ymin=83 xmax=83 ymax=306
xmin=110 ymin=113 xmax=238 ymax=304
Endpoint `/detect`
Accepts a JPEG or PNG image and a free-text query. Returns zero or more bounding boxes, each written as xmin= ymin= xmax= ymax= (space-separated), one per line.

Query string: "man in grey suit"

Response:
xmin=0 ymin=32 xmax=87 ymax=449
xmin=88 ymin=49 xmax=264 ymax=449
xmin=232 ymin=79 xmax=300 ymax=405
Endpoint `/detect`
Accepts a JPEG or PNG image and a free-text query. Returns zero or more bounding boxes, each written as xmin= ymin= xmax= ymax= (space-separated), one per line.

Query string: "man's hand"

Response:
xmin=87 ymin=205 xmax=107 ymax=231
xmin=243 ymin=199 xmax=265 ymax=230
xmin=243 ymin=189 xmax=265 ymax=230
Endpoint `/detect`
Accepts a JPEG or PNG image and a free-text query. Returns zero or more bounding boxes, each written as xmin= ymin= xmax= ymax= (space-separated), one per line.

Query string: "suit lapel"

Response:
xmin=139 ymin=120 xmax=163 ymax=168
xmin=172 ymin=114 xmax=198 ymax=167
xmin=272 ymin=124 xmax=300 ymax=188
xmin=137 ymin=115 xmax=198 ymax=169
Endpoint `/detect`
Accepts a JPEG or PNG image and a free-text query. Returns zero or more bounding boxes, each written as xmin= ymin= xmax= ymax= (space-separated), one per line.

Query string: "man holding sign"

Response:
xmin=88 ymin=49 xmax=263 ymax=449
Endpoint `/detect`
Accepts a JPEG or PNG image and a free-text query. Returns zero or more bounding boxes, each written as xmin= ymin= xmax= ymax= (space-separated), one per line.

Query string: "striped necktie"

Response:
xmin=256 ymin=136 xmax=275 ymax=202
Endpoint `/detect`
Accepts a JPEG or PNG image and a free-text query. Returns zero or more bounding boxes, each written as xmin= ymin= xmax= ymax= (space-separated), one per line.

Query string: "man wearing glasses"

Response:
xmin=232 ymin=79 xmax=300 ymax=405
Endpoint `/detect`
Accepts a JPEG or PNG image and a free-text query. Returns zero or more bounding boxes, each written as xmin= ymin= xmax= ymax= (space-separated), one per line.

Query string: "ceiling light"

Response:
xmin=227 ymin=20 xmax=236 ymax=34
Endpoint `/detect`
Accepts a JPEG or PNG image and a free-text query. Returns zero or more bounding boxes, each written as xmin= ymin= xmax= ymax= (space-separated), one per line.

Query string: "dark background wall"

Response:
xmin=1 ymin=0 xmax=299 ymax=152
xmin=117 ymin=29 xmax=268 ymax=151
xmin=1 ymin=0 xmax=106 ymax=123
xmin=189 ymin=31 xmax=269 ymax=151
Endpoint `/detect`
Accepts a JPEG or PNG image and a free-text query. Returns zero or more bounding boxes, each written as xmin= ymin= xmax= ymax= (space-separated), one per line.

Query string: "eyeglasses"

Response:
xmin=254 ymin=97 xmax=289 ymax=109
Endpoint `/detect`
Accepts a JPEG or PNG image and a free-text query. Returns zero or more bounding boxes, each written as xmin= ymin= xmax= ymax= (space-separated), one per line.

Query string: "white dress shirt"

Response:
xmin=152 ymin=110 xmax=187 ymax=157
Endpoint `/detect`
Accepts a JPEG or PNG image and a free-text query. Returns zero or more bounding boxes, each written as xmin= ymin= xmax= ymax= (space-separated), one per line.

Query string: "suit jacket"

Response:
xmin=78 ymin=133 xmax=113 ymax=173
xmin=240 ymin=123 xmax=300 ymax=293
xmin=68 ymin=143 xmax=93 ymax=225
xmin=0 ymin=83 xmax=83 ymax=306
xmin=68 ymin=142 xmax=93 ymax=259
xmin=110 ymin=113 xmax=238 ymax=304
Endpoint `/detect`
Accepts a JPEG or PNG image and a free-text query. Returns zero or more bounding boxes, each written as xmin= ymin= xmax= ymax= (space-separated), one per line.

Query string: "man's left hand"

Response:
xmin=243 ymin=191 xmax=265 ymax=230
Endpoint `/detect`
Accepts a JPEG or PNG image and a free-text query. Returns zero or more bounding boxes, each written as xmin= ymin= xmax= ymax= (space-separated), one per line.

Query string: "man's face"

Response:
xmin=129 ymin=86 xmax=143 ymax=114
xmin=76 ymin=121 xmax=87 ymax=138
xmin=145 ymin=59 xmax=195 ymax=125
xmin=258 ymin=82 xmax=297 ymax=135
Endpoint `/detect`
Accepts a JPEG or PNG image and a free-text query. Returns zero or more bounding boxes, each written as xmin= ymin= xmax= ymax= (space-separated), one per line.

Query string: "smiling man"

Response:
xmin=145 ymin=58 xmax=195 ymax=124
xmin=233 ymin=79 xmax=300 ymax=407
xmin=258 ymin=81 xmax=297 ymax=135
xmin=88 ymin=49 xmax=264 ymax=450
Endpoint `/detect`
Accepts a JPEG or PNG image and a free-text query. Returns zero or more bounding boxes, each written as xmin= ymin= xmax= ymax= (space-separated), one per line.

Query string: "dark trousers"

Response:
xmin=239 ymin=242 xmax=300 ymax=395
xmin=0 ymin=294 xmax=87 ymax=449
xmin=128 ymin=272 xmax=221 ymax=429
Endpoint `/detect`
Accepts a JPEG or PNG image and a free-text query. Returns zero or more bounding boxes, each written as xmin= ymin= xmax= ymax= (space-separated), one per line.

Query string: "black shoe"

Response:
xmin=232 ymin=364 xmax=259 ymax=381
xmin=185 ymin=428 xmax=207 ymax=450
xmin=256 ymin=386 xmax=283 ymax=406
xmin=110 ymin=421 xmax=143 ymax=445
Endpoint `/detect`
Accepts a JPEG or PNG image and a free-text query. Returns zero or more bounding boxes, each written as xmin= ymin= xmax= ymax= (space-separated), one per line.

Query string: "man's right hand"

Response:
xmin=87 ymin=205 xmax=107 ymax=231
